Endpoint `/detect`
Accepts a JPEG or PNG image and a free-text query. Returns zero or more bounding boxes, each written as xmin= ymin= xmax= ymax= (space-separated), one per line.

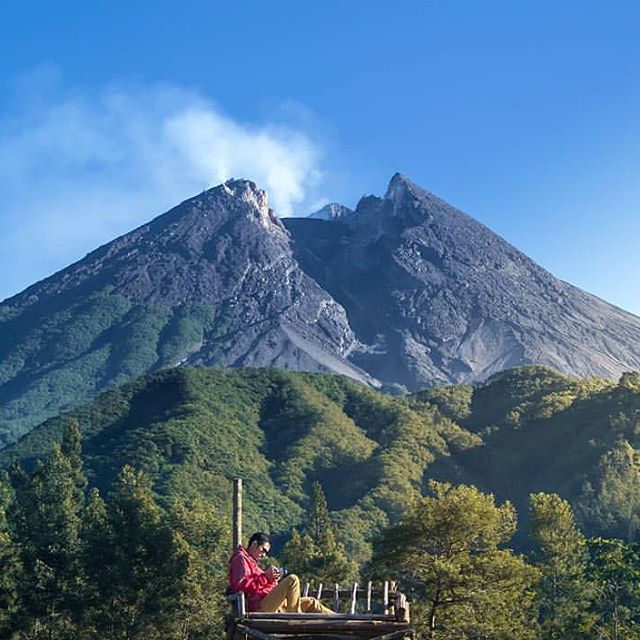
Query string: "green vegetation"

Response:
xmin=3 ymin=417 xmax=640 ymax=639
xmin=0 ymin=422 xmax=228 ymax=639
xmin=586 ymin=537 xmax=640 ymax=639
xmin=280 ymin=482 xmax=358 ymax=585
xmin=3 ymin=363 xmax=640 ymax=637
xmin=0 ymin=367 xmax=474 ymax=559
xmin=0 ymin=288 xmax=221 ymax=448
xmin=370 ymin=481 xmax=539 ymax=639
xmin=4 ymin=364 xmax=640 ymax=558
xmin=408 ymin=366 xmax=640 ymax=545
xmin=529 ymin=492 xmax=595 ymax=638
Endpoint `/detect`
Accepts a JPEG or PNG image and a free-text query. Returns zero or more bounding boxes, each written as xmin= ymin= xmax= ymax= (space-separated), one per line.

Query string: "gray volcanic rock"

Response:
xmin=2 ymin=172 xmax=640 ymax=447
xmin=0 ymin=180 xmax=374 ymax=446
xmin=284 ymin=173 xmax=640 ymax=389
xmin=307 ymin=203 xmax=354 ymax=220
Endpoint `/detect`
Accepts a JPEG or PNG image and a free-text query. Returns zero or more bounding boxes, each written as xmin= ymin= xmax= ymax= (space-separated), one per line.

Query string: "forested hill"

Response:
xmin=2 ymin=366 xmax=640 ymax=556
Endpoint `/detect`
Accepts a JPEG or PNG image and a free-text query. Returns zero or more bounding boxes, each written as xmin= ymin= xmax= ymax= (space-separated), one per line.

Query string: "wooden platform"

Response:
xmin=226 ymin=590 xmax=414 ymax=640
xmin=229 ymin=615 xmax=413 ymax=640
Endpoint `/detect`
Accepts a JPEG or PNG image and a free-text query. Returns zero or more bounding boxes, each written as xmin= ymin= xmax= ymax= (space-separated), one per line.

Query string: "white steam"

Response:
xmin=0 ymin=74 xmax=324 ymax=302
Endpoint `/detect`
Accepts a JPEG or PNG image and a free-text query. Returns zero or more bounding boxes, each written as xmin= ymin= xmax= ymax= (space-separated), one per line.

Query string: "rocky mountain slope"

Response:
xmin=1 ymin=174 xmax=640 ymax=446
xmin=0 ymin=180 xmax=371 ymax=446
xmin=286 ymin=174 xmax=640 ymax=389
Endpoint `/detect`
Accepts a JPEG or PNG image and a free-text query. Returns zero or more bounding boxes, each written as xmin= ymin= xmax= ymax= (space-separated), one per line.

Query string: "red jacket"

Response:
xmin=228 ymin=545 xmax=277 ymax=612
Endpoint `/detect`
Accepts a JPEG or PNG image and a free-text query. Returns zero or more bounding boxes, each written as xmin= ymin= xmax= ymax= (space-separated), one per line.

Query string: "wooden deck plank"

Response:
xmin=245 ymin=614 xmax=400 ymax=621
xmin=241 ymin=619 xmax=411 ymax=635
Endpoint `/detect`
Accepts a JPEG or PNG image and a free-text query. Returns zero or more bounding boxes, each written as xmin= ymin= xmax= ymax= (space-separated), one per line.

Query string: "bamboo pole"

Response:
xmin=349 ymin=582 xmax=359 ymax=614
xmin=233 ymin=478 xmax=243 ymax=550
xmin=389 ymin=582 xmax=397 ymax=617
xmin=383 ymin=581 xmax=389 ymax=616
xmin=238 ymin=592 xmax=246 ymax=618
xmin=395 ymin=593 xmax=410 ymax=623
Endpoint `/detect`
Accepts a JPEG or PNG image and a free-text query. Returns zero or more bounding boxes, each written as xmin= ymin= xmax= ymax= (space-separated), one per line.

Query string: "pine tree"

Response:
xmin=166 ymin=498 xmax=230 ymax=638
xmin=61 ymin=418 xmax=88 ymax=502
xmin=79 ymin=487 xmax=113 ymax=635
xmin=95 ymin=465 xmax=189 ymax=639
xmin=0 ymin=475 xmax=23 ymax=636
xmin=587 ymin=538 xmax=640 ymax=640
xmin=281 ymin=527 xmax=309 ymax=573
xmin=307 ymin=482 xmax=333 ymax=545
xmin=529 ymin=492 xmax=596 ymax=639
xmin=281 ymin=482 xmax=357 ymax=586
xmin=371 ymin=481 xmax=539 ymax=640
xmin=8 ymin=440 xmax=87 ymax=638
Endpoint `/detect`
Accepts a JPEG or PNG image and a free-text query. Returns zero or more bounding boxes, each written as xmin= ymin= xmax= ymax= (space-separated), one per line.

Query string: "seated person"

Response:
xmin=229 ymin=531 xmax=335 ymax=614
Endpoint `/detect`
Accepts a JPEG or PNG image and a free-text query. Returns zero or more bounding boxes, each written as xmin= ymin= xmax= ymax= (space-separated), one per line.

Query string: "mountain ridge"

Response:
xmin=287 ymin=173 xmax=640 ymax=388
xmin=1 ymin=173 xmax=640 ymax=446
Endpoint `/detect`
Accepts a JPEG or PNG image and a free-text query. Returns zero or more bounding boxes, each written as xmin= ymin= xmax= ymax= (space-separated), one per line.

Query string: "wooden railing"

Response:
xmin=228 ymin=579 xmax=409 ymax=623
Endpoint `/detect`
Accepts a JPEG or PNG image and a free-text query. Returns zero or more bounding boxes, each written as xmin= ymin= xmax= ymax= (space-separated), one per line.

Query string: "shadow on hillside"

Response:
xmin=310 ymin=458 xmax=378 ymax=511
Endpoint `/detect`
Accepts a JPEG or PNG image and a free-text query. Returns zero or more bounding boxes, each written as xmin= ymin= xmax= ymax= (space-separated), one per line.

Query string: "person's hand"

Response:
xmin=265 ymin=566 xmax=282 ymax=581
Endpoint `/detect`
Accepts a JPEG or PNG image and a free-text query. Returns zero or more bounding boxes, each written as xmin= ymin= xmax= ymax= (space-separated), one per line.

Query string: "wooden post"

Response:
xmin=316 ymin=583 xmax=323 ymax=600
xmin=349 ymin=582 xmax=358 ymax=614
xmin=395 ymin=592 xmax=410 ymax=623
xmin=389 ymin=581 xmax=397 ymax=617
xmin=366 ymin=581 xmax=372 ymax=613
xmin=303 ymin=583 xmax=310 ymax=597
xmin=383 ymin=581 xmax=389 ymax=615
xmin=233 ymin=478 xmax=243 ymax=550
xmin=333 ymin=584 xmax=340 ymax=612
xmin=237 ymin=591 xmax=246 ymax=618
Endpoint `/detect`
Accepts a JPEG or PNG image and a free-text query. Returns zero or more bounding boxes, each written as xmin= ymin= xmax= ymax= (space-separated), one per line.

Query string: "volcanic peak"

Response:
xmin=307 ymin=203 xmax=354 ymax=221
xmin=198 ymin=177 xmax=282 ymax=231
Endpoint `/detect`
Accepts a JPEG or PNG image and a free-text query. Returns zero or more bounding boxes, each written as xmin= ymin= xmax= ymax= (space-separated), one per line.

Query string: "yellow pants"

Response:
xmin=258 ymin=574 xmax=335 ymax=614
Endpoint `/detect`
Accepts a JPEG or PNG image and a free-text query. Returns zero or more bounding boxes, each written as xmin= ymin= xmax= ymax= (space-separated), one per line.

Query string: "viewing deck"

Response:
xmin=227 ymin=583 xmax=414 ymax=640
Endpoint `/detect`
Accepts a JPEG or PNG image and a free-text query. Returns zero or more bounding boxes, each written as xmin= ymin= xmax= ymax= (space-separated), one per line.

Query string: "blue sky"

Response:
xmin=1 ymin=1 xmax=639 ymax=314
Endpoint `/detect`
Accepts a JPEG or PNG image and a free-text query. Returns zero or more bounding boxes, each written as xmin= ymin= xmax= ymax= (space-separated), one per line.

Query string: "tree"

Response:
xmin=371 ymin=481 xmax=539 ymax=640
xmin=92 ymin=465 xmax=189 ymax=639
xmin=166 ymin=498 xmax=230 ymax=639
xmin=79 ymin=487 xmax=113 ymax=635
xmin=280 ymin=482 xmax=357 ymax=586
xmin=587 ymin=538 xmax=640 ymax=640
xmin=578 ymin=438 xmax=640 ymax=542
xmin=0 ymin=475 xmax=22 ymax=636
xmin=61 ymin=418 xmax=88 ymax=503
xmin=8 ymin=440 xmax=87 ymax=638
xmin=307 ymin=482 xmax=334 ymax=544
xmin=528 ymin=492 xmax=595 ymax=639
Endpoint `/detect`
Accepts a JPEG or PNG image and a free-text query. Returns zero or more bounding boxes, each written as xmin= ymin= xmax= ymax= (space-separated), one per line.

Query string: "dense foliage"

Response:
xmin=280 ymin=482 xmax=358 ymax=586
xmin=0 ymin=421 xmax=229 ymax=639
xmin=369 ymin=481 xmax=539 ymax=639
xmin=3 ymin=365 xmax=640 ymax=562
xmin=0 ymin=367 xmax=465 ymax=562
xmin=3 ymin=412 xmax=640 ymax=638
xmin=365 ymin=483 xmax=640 ymax=640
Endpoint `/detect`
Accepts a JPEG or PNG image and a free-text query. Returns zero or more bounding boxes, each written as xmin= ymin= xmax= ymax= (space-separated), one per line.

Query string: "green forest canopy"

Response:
xmin=2 ymin=365 xmax=640 ymax=559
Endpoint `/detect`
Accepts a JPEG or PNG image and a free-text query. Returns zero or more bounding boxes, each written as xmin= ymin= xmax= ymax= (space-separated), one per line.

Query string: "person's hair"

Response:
xmin=248 ymin=532 xmax=270 ymax=548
